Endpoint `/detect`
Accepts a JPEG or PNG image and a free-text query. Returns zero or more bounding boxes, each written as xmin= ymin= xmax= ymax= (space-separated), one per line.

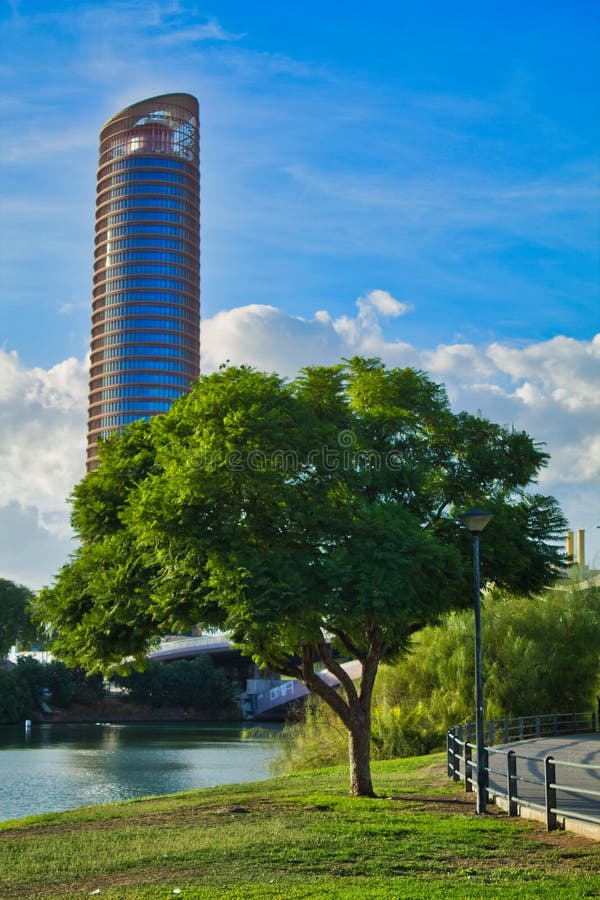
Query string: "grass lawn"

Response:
xmin=1 ymin=754 xmax=599 ymax=899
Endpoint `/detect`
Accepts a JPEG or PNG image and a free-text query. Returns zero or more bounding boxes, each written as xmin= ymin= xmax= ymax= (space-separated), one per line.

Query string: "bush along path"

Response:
xmin=1 ymin=754 xmax=600 ymax=899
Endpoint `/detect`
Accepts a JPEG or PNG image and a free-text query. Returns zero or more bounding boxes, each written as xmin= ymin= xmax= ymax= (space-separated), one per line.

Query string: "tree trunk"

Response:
xmin=348 ymin=710 xmax=375 ymax=797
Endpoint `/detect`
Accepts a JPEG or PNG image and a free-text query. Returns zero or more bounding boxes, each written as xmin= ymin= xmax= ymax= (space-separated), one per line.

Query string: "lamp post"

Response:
xmin=459 ymin=508 xmax=493 ymax=814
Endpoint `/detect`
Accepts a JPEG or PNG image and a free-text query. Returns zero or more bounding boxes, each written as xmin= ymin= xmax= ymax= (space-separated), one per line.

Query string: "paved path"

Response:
xmin=486 ymin=733 xmax=600 ymax=831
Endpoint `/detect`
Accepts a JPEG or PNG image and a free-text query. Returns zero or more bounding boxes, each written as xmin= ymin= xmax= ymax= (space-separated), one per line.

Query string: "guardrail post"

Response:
xmin=488 ymin=719 xmax=494 ymax=747
xmin=518 ymin=717 xmax=524 ymax=740
xmin=593 ymin=712 xmax=597 ymax=733
xmin=545 ymin=755 xmax=558 ymax=831
xmin=506 ymin=750 xmax=518 ymax=816
xmin=456 ymin=725 xmax=463 ymax=782
xmin=483 ymin=747 xmax=489 ymax=806
xmin=503 ymin=717 xmax=509 ymax=743
xmin=535 ymin=716 xmax=541 ymax=738
xmin=464 ymin=725 xmax=473 ymax=793
xmin=552 ymin=713 xmax=558 ymax=736
xmin=447 ymin=729 xmax=454 ymax=778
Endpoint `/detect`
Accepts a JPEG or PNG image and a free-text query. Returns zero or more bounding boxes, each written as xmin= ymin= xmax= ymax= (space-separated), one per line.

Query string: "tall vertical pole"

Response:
xmin=472 ymin=532 xmax=486 ymax=814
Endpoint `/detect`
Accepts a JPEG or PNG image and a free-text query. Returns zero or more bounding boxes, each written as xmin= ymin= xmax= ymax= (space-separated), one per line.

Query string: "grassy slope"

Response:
xmin=1 ymin=754 xmax=599 ymax=899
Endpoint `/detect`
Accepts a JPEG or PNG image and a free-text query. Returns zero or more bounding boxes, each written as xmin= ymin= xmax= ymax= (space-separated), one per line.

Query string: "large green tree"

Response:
xmin=37 ymin=358 xmax=566 ymax=795
xmin=0 ymin=578 xmax=40 ymax=658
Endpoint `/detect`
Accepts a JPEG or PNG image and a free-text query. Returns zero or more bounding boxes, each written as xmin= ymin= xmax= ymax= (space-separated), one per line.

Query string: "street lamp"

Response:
xmin=459 ymin=508 xmax=493 ymax=814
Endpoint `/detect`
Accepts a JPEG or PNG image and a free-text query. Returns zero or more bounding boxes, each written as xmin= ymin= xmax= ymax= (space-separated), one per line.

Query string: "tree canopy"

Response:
xmin=0 ymin=578 xmax=40 ymax=658
xmin=37 ymin=357 xmax=567 ymax=795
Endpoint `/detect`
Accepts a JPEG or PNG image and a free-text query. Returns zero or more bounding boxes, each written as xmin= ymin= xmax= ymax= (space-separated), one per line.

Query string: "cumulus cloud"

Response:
xmin=0 ymin=349 xmax=87 ymax=572
xmin=202 ymin=298 xmax=600 ymax=564
xmin=2 ymin=302 xmax=599 ymax=589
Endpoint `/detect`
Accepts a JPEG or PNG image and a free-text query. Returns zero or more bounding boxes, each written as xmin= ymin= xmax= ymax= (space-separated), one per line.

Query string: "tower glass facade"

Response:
xmin=86 ymin=93 xmax=200 ymax=469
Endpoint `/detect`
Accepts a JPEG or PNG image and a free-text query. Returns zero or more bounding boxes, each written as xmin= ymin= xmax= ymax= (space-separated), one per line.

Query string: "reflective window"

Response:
xmin=104 ymin=276 xmax=190 ymax=292
xmin=99 ymin=304 xmax=195 ymax=321
xmin=100 ymin=372 xmax=190 ymax=387
xmin=105 ymin=211 xmax=193 ymax=225
xmin=100 ymin=386 xmax=187 ymax=400
xmin=100 ymin=400 xmax=174 ymax=414
xmin=100 ymin=291 xmax=198 ymax=305
xmin=100 ymin=318 xmax=193 ymax=334
xmin=100 ymin=358 xmax=191 ymax=373
xmin=104 ymin=250 xmax=192 ymax=265
xmin=105 ymin=236 xmax=192 ymax=252
xmin=103 ymin=183 xmax=188 ymax=200
xmin=105 ymin=197 xmax=195 ymax=213
xmin=99 ymin=331 xmax=194 ymax=347
xmin=101 ymin=156 xmax=189 ymax=175
xmin=105 ymin=169 xmax=185 ymax=186
xmin=102 ymin=264 xmax=194 ymax=280
xmin=101 ymin=346 xmax=194 ymax=360
xmin=102 ymin=224 xmax=196 ymax=240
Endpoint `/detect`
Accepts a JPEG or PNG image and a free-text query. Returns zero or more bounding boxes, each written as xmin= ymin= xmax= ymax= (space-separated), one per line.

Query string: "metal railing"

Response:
xmin=447 ymin=712 xmax=600 ymax=833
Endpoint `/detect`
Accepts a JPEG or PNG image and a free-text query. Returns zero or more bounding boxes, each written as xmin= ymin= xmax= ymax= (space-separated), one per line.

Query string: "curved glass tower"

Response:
xmin=86 ymin=93 xmax=200 ymax=469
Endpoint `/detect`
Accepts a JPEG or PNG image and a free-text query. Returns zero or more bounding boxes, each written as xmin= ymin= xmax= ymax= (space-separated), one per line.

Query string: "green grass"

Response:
xmin=1 ymin=754 xmax=599 ymax=899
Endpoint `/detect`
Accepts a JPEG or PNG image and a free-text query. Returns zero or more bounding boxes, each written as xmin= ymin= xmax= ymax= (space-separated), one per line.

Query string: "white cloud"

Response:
xmin=157 ymin=18 xmax=246 ymax=44
xmin=202 ymin=299 xmax=600 ymax=565
xmin=0 ymin=350 xmax=87 ymax=554
xmin=2 ymin=304 xmax=599 ymax=589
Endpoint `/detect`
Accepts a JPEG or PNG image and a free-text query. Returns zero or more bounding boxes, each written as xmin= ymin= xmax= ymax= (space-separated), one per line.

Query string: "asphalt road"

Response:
xmin=486 ymin=733 xmax=600 ymax=827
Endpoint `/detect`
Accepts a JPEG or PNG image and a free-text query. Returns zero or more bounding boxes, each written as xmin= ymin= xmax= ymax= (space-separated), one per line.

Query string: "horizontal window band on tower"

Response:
xmin=100 ymin=155 xmax=193 ymax=176
xmin=93 ymin=399 xmax=178 ymax=414
xmin=98 ymin=317 xmax=196 ymax=334
xmin=96 ymin=290 xmax=198 ymax=305
xmin=95 ymin=304 xmax=196 ymax=322
xmin=96 ymin=414 xmax=160 ymax=428
xmin=94 ymin=331 xmax=196 ymax=348
xmin=97 ymin=263 xmax=195 ymax=280
xmin=101 ymin=249 xmax=195 ymax=265
xmin=98 ymin=372 xmax=191 ymax=387
xmin=100 ymin=236 xmax=194 ymax=253
xmin=98 ymin=345 xmax=196 ymax=360
xmin=92 ymin=359 xmax=193 ymax=376
xmin=98 ymin=197 xmax=197 ymax=215
xmin=98 ymin=224 xmax=197 ymax=240
xmin=99 ymin=183 xmax=190 ymax=201
xmin=99 ymin=276 xmax=195 ymax=292
xmin=104 ymin=211 xmax=196 ymax=226
xmin=100 ymin=169 xmax=187 ymax=189
xmin=95 ymin=385 xmax=189 ymax=400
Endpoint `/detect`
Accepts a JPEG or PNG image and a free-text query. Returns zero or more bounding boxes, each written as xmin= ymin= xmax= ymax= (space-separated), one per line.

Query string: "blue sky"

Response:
xmin=0 ymin=0 xmax=599 ymax=587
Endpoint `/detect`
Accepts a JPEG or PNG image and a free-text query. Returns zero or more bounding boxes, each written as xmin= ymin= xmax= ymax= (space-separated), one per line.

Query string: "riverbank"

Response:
xmin=32 ymin=696 xmax=240 ymax=724
xmin=2 ymin=754 xmax=599 ymax=899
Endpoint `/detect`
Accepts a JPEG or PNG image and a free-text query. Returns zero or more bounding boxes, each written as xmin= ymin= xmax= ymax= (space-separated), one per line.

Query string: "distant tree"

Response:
xmin=377 ymin=584 xmax=600 ymax=728
xmin=0 ymin=667 xmax=31 ymax=723
xmin=114 ymin=657 xmax=236 ymax=715
xmin=0 ymin=578 xmax=42 ymax=658
xmin=37 ymin=358 xmax=566 ymax=796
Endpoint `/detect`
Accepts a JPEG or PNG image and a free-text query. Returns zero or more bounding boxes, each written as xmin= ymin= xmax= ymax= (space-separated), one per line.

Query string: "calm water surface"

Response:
xmin=0 ymin=722 xmax=280 ymax=822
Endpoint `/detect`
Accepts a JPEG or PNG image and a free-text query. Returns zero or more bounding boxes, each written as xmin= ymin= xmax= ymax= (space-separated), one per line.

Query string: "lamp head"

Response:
xmin=459 ymin=508 xmax=493 ymax=534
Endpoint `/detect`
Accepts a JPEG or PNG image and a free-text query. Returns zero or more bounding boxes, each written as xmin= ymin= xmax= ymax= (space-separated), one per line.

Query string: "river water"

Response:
xmin=0 ymin=722 xmax=280 ymax=823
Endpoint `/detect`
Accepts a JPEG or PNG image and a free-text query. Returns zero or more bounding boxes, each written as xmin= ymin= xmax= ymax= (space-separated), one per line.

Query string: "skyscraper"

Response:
xmin=86 ymin=93 xmax=200 ymax=469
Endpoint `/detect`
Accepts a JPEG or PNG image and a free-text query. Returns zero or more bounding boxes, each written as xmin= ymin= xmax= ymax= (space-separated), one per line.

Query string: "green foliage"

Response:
xmin=378 ymin=584 xmax=600 ymax=730
xmin=0 ymin=578 xmax=41 ymax=657
xmin=15 ymin=657 xmax=76 ymax=709
xmin=371 ymin=703 xmax=441 ymax=759
xmin=114 ymin=656 xmax=236 ymax=715
xmin=271 ymin=697 xmax=348 ymax=774
xmin=37 ymin=358 xmax=567 ymax=795
xmin=0 ymin=659 xmax=109 ymax=722
xmin=0 ymin=667 xmax=31 ymax=722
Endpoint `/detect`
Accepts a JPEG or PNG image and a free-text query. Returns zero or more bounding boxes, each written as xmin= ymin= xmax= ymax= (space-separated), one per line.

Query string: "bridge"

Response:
xmin=148 ymin=635 xmax=362 ymax=719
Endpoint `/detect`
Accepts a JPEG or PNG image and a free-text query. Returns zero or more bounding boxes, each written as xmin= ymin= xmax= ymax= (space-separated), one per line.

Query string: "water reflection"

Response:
xmin=0 ymin=722 xmax=280 ymax=822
